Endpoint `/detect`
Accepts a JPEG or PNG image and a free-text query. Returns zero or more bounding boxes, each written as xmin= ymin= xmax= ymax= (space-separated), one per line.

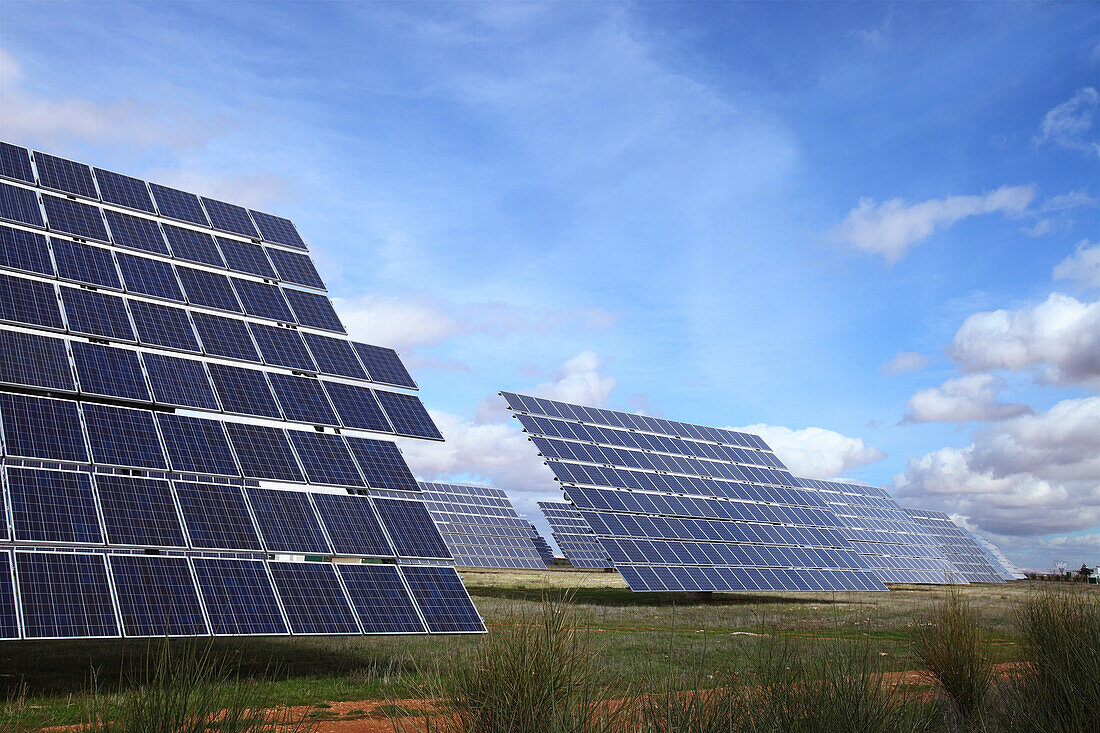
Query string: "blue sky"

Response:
xmin=2 ymin=1 xmax=1096 ymax=570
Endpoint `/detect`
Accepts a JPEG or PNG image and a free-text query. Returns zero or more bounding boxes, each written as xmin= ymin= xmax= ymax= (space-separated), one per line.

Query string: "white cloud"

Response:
xmin=731 ymin=424 xmax=885 ymax=479
xmin=904 ymin=374 xmax=1032 ymax=423
xmin=881 ymin=351 xmax=929 ymax=375
xmin=1053 ymin=241 xmax=1100 ymax=290
xmin=531 ymin=351 xmax=617 ymax=406
xmin=833 ymin=186 xmax=1035 ymax=264
xmin=1035 ymin=87 xmax=1100 ymax=155
xmin=948 ymin=293 xmax=1100 ymax=387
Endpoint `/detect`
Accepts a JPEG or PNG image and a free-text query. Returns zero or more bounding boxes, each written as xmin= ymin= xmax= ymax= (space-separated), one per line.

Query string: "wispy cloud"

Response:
xmin=1034 ymin=87 xmax=1100 ymax=156
xmin=881 ymin=351 xmax=929 ymax=375
xmin=1053 ymin=241 xmax=1100 ymax=290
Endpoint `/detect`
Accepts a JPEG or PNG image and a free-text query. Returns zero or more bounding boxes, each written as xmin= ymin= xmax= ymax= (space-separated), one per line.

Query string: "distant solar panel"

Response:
xmin=311 ymin=493 xmax=393 ymax=557
xmin=116 ymin=252 xmax=186 ymax=301
xmin=249 ymin=323 xmax=316 ymax=371
xmin=303 ymin=333 xmax=368 ymax=379
xmin=0 ymin=393 xmax=88 ymax=462
xmin=352 ymin=343 xmax=417 ymax=389
xmin=60 ymin=287 xmax=136 ymax=341
xmin=321 ymin=381 xmax=392 ymax=432
xmin=268 ymin=562 xmax=359 ymax=635
xmin=0 ymin=273 xmax=64 ymax=330
xmin=539 ymin=502 xmax=611 ymax=568
xmin=224 ymin=423 xmax=304 ymax=482
xmin=95 ymin=475 xmax=187 ymax=548
xmin=51 ymin=238 xmax=121 ymax=289
xmin=192 ymin=558 xmax=288 ymax=636
xmin=81 ymin=402 xmax=167 ymax=470
xmin=201 ymin=197 xmax=259 ymax=239
xmin=0 ymin=551 xmax=17 ymax=639
xmin=207 ymin=363 xmax=281 ymax=419
xmin=162 ymin=224 xmax=224 ymax=267
xmin=41 ymin=195 xmax=109 ymax=242
xmin=149 ymin=183 xmax=208 ymax=226
xmin=283 ymin=288 xmax=344 ymax=333
xmin=141 ymin=352 xmax=220 ymax=410
xmin=232 ymin=278 xmax=294 ymax=322
xmin=267 ymin=248 xmax=325 ymax=290
xmin=336 ymin=564 xmax=425 ymax=634
xmin=176 ymin=266 xmax=243 ymax=313
xmin=904 ymin=508 xmax=1005 ymax=584
xmin=401 ymin=565 xmax=484 ymax=633
xmin=0 ymin=182 xmax=44 ymax=228
xmin=0 ymin=142 xmax=35 ymax=183
xmin=0 ymin=330 xmax=75 ymax=392
xmin=71 ymin=341 xmax=151 ymax=402
xmin=16 ymin=551 xmax=120 ymax=639
xmin=127 ymin=299 xmax=201 ymax=352
xmin=192 ymin=311 xmax=260 ymax=362
xmin=217 ymin=237 xmax=276 ymax=278
xmin=421 ymin=483 xmax=547 ymax=569
xmin=246 ymin=487 xmax=331 ymax=555
xmin=103 ymin=209 xmax=169 ymax=255
xmin=33 ymin=152 xmax=98 ymax=199
xmin=286 ymin=431 xmax=365 ymax=487
xmin=268 ymin=373 xmax=339 ymax=426
xmin=376 ymin=391 xmax=443 ymax=440
xmin=374 ymin=499 xmax=452 ymax=559
xmin=250 ymin=209 xmax=307 ymax=249
xmin=529 ymin=524 xmax=556 ymax=565
xmin=344 ymin=437 xmax=419 ymax=492
xmin=5 ymin=467 xmax=101 ymax=543
xmin=156 ymin=413 xmax=239 ymax=476
xmin=108 ymin=555 xmax=209 ymax=637
xmin=0 ymin=224 xmax=53 ymax=276
xmin=174 ymin=481 xmax=261 ymax=551
xmin=93 ymin=168 xmax=156 ymax=213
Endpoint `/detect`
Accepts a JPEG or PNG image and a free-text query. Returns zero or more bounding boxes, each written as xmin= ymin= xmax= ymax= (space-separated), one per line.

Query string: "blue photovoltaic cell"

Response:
xmin=193 ymin=311 xmax=260 ymax=362
xmin=224 ymin=422 xmax=304 ymax=482
xmin=344 ymin=437 xmax=419 ymax=492
xmin=51 ymin=238 xmax=121 ymax=289
xmin=268 ymin=373 xmax=339 ymax=426
xmin=201 ymin=197 xmax=259 ymax=239
xmin=286 ymin=431 xmax=365 ymax=487
xmin=141 ymin=352 xmax=220 ymax=410
xmin=163 ymin=224 xmax=224 ymax=267
xmin=71 ymin=341 xmax=151 ymax=402
xmin=95 ymin=475 xmax=186 ymax=548
xmin=0 ymin=487 xmax=5 ymax=541
xmin=103 ymin=209 xmax=169 ymax=255
xmin=116 ymin=252 xmax=185 ymax=302
xmin=401 ymin=565 xmax=484 ymax=633
xmin=249 ymin=323 xmax=316 ymax=371
xmin=353 ymin=343 xmax=417 ymax=389
xmin=5 ymin=467 xmax=101 ymax=543
xmin=81 ymin=402 xmax=167 ymax=469
xmin=176 ymin=266 xmax=242 ymax=312
xmin=0 ymin=224 xmax=53 ymax=275
xmin=312 ymin=493 xmax=393 ymax=557
xmin=283 ymin=288 xmax=344 ymax=333
xmin=108 ymin=555 xmax=208 ymax=637
xmin=267 ymin=248 xmax=325 ymax=289
xmin=0 ymin=273 xmax=63 ymax=330
xmin=375 ymin=391 xmax=443 ymax=440
xmin=0 ymin=182 xmax=44 ymax=228
xmin=174 ymin=481 xmax=260 ymax=550
xmin=60 ymin=287 xmax=136 ymax=341
xmin=0 ymin=330 xmax=74 ymax=392
xmin=337 ymin=565 xmax=425 ymax=634
xmin=373 ymin=499 xmax=451 ymax=559
xmin=246 ymin=487 xmax=331 ymax=555
xmin=0 ymin=393 xmax=88 ymax=462
xmin=149 ymin=183 xmax=208 ymax=226
xmin=268 ymin=562 xmax=359 ymax=635
xmin=127 ymin=299 xmax=201 ymax=352
xmin=322 ymin=382 xmax=391 ymax=432
xmin=156 ymin=413 xmax=239 ymax=476
xmin=93 ymin=168 xmax=155 ymax=213
xmin=303 ymin=333 xmax=367 ymax=380
xmin=41 ymin=195 xmax=109 ymax=242
xmin=250 ymin=209 xmax=306 ymax=249
xmin=33 ymin=152 xmax=97 ymax=199
xmin=16 ymin=552 xmax=120 ymax=639
xmin=192 ymin=558 xmax=287 ymax=636
xmin=0 ymin=551 xmax=17 ymax=639
xmin=207 ymin=363 xmax=281 ymax=419
xmin=218 ymin=237 xmax=276 ymax=278
xmin=232 ymin=278 xmax=294 ymax=322
xmin=0 ymin=142 xmax=34 ymax=183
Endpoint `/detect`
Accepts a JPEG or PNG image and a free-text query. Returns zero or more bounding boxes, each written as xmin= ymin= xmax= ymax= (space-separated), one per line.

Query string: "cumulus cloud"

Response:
xmin=949 ymin=293 xmax=1100 ymax=387
xmin=731 ymin=424 xmax=885 ymax=479
xmin=881 ymin=351 xmax=929 ymax=375
xmin=833 ymin=186 xmax=1034 ymax=264
xmin=531 ymin=351 xmax=617 ymax=406
xmin=904 ymin=374 xmax=1032 ymax=423
xmin=1035 ymin=87 xmax=1100 ymax=155
xmin=1053 ymin=241 xmax=1100 ymax=290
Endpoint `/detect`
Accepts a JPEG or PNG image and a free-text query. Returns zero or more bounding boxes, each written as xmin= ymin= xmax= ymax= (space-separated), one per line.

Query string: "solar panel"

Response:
xmin=250 ymin=209 xmax=307 ymax=249
xmin=217 ymin=237 xmax=276 ymax=279
xmin=904 ymin=508 xmax=1005 ymax=584
xmin=51 ymin=238 xmax=121 ymax=289
xmin=268 ymin=373 xmax=339 ymax=426
xmin=162 ymin=224 xmax=224 ymax=267
xmin=207 ymin=363 xmax=281 ymax=419
xmin=303 ymin=333 xmax=368 ymax=379
xmin=174 ymin=481 xmax=261 ymax=551
xmin=176 ymin=266 xmax=243 ymax=313
xmin=95 ymin=475 xmax=187 ymax=548
xmin=0 ymin=393 xmax=88 ymax=462
xmin=529 ymin=524 xmax=556 ymax=565
xmin=267 ymin=248 xmax=325 ymax=290
xmin=539 ymin=502 xmax=616 ymax=569
xmin=127 ymin=299 xmax=201 ymax=352
xmin=0 ymin=142 xmax=34 ymax=183
xmin=336 ymin=564 xmax=425 ymax=634
xmin=268 ymin=562 xmax=359 ymax=635
xmin=421 ymin=483 xmax=547 ymax=569
xmin=344 ymin=437 xmax=419 ymax=491
xmin=108 ymin=555 xmax=208 ymax=637
xmin=16 ymin=551 xmax=120 ymax=639
xmin=156 ymin=413 xmax=239 ymax=476
xmin=41 ymin=195 xmax=109 ymax=242
xmin=0 ymin=182 xmax=44 ymax=228
xmin=93 ymin=168 xmax=156 ymax=213
xmin=286 ymin=431 xmax=365 ymax=487
xmin=0 ymin=273 xmax=63 ymax=330
xmin=283 ymin=288 xmax=344 ymax=333
xmin=71 ymin=341 xmax=151 ymax=402
xmin=400 ymin=565 xmax=484 ymax=633
xmin=352 ymin=343 xmax=417 ymax=389
xmin=321 ymin=381 xmax=392 ymax=432
xmin=116 ymin=252 xmax=186 ymax=301
xmin=376 ymin=391 xmax=442 ymax=440
xmin=373 ymin=498 xmax=452 ymax=559
xmin=192 ymin=311 xmax=260 ymax=362
xmin=33 ymin=152 xmax=98 ymax=199
xmin=246 ymin=487 xmax=331 ymax=555
xmin=192 ymin=557 xmax=288 ymax=636
xmin=201 ymin=197 xmax=259 ymax=239
xmin=311 ymin=493 xmax=393 ymax=557
xmin=232 ymin=278 xmax=293 ymax=322
xmin=0 ymin=551 xmax=17 ymax=639
xmin=81 ymin=402 xmax=167 ymax=470
xmin=0 ymin=330 xmax=75 ymax=392
xmin=103 ymin=209 xmax=169 ymax=255
xmin=149 ymin=183 xmax=209 ymax=226
xmin=0 ymin=224 xmax=53 ymax=276
xmin=5 ymin=467 xmax=101 ymax=543
xmin=141 ymin=352 xmax=220 ymax=410
xmin=60 ymin=287 xmax=136 ymax=341
xmin=223 ymin=423 xmax=304 ymax=482
xmin=248 ymin=323 xmax=316 ymax=371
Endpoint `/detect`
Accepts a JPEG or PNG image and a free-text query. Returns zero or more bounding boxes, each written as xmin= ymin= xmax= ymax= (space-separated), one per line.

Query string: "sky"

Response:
xmin=1 ymin=1 xmax=1096 ymax=571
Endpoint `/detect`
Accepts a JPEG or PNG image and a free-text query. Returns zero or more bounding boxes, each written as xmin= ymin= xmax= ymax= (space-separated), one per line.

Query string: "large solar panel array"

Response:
xmin=538 ymin=501 xmax=613 ymax=569
xmin=528 ymin=522 xmax=557 ymax=565
xmin=0 ymin=143 xmax=483 ymax=638
xmin=505 ymin=393 xmax=886 ymax=592
xmin=421 ymin=482 xmax=547 ymax=569
xmin=970 ymin=533 xmax=1026 ymax=580
xmin=903 ymin=508 xmax=1007 ymax=584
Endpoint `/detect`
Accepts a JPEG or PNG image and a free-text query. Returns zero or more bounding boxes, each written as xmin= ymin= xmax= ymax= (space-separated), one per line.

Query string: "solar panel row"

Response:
xmin=903 ymin=509 xmax=1006 ymax=584
xmin=420 ymin=482 xmax=547 ymax=569
xmin=538 ymin=501 xmax=612 ymax=568
xmin=527 ymin=523 xmax=556 ymax=565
